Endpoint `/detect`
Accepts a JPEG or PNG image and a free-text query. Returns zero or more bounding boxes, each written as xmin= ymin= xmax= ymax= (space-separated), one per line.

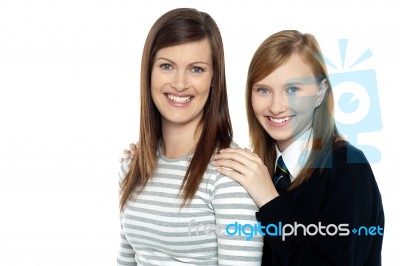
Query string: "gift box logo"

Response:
xmin=324 ymin=39 xmax=382 ymax=163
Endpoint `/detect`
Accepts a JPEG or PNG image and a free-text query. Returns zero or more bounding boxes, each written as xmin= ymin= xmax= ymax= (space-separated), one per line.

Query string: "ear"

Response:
xmin=316 ymin=78 xmax=328 ymax=107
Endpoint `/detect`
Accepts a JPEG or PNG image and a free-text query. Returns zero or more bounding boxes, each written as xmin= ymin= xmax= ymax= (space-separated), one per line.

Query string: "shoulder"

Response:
xmin=210 ymin=173 xmax=258 ymax=213
xmin=332 ymin=141 xmax=369 ymax=165
xmin=328 ymin=141 xmax=378 ymax=189
xmin=212 ymin=173 xmax=256 ymax=201
xmin=204 ymin=162 xmax=254 ymax=200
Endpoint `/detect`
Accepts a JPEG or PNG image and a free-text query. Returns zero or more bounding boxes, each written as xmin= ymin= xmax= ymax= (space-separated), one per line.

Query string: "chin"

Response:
xmin=268 ymin=132 xmax=292 ymax=143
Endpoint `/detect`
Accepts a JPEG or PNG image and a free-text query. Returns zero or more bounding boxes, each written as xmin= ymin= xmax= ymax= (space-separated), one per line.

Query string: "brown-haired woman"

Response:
xmin=213 ymin=30 xmax=384 ymax=265
xmin=117 ymin=8 xmax=263 ymax=265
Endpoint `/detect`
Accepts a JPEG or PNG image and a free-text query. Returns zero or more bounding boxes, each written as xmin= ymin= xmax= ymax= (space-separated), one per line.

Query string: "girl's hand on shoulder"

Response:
xmin=212 ymin=148 xmax=279 ymax=208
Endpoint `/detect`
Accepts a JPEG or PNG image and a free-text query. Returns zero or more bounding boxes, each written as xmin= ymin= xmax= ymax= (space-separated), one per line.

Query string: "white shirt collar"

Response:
xmin=275 ymin=129 xmax=313 ymax=181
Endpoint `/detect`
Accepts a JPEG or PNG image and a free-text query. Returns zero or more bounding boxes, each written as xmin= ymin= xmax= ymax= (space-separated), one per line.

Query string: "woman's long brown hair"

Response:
xmin=120 ymin=8 xmax=232 ymax=211
xmin=246 ymin=30 xmax=344 ymax=189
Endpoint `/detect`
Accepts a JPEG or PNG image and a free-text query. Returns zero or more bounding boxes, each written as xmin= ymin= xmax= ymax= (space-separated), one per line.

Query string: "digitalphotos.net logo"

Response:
xmin=325 ymin=39 xmax=382 ymax=163
xmin=188 ymin=219 xmax=384 ymax=241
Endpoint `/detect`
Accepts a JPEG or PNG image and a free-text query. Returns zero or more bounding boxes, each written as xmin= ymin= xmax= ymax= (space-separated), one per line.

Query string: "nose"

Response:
xmin=268 ymin=93 xmax=287 ymax=115
xmin=171 ymin=70 xmax=188 ymax=92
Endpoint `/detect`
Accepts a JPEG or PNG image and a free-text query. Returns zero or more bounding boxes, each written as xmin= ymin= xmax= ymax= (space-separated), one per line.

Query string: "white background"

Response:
xmin=0 ymin=0 xmax=398 ymax=265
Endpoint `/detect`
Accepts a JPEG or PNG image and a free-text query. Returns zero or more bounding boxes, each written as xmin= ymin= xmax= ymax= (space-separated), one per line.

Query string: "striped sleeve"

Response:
xmin=117 ymin=159 xmax=137 ymax=266
xmin=211 ymin=174 xmax=263 ymax=265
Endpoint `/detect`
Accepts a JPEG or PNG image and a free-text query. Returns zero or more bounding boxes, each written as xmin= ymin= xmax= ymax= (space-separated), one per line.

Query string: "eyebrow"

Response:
xmin=252 ymin=83 xmax=269 ymax=88
xmin=154 ymin=57 xmax=211 ymax=66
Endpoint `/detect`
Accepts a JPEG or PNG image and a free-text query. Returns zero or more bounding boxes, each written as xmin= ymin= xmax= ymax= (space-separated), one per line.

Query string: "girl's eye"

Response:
xmin=160 ymin=64 xmax=173 ymax=70
xmin=287 ymin=86 xmax=299 ymax=94
xmin=257 ymin=88 xmax=269 ymax=94
xmin=191 ymin=66 xmax=204 ymax=73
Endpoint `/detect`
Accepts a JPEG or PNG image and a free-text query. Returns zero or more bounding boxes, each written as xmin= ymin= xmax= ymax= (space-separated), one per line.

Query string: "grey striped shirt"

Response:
xmin=117 ymin=148 xmax=263 ymax=265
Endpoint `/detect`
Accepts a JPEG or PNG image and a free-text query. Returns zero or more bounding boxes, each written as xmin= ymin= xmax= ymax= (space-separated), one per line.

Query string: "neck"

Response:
xmin=161 ymin=120 xmax=202 ymax=159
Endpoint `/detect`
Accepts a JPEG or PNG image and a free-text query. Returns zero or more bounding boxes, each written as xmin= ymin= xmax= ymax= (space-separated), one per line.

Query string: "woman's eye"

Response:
xmin=257 ymin=88 xmax=269 ymax=94
xmin=191 ymin=66 xmax=204 ymax=73
xmin=160 ymin=64 xmax=173 ymax=70
xmin=287 ymin=86 xmax=299 ymax=94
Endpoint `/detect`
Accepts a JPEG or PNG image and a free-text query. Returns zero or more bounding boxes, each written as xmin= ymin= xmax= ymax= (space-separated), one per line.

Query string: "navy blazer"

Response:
xmin=257 ymin=142 xmax=384 ymax=265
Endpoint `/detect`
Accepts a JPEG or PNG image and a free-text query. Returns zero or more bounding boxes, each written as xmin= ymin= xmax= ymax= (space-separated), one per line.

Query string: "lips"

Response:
xmin=269 ymin=116 xmax=293 ymax=124
xmin=166 ymin=93 xmax=193 ymax=104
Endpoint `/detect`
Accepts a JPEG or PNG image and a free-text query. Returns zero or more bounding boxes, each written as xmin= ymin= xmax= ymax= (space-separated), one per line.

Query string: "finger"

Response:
xmin=129 ymin=143 xmax=137 ymax=157
xmin=129 ymin=143 xmax=137 ymax=152
xmin=220 ymin=147 xmax=256 ymax=161
xmin=212 ymin=158 xmax=251 ymax=176
xmin=215 ymin=150 xmax=255 ymax=167
xmin=122 ymin=149 xmax=132 ymax=159
xmin=216 ymin=166 xmax=244 ymax=184
xmin=244 ymin=147 xmax=259 ymax=158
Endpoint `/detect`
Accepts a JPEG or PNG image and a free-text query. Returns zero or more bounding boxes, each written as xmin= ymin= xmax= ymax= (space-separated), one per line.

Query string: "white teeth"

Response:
xmin=167 ymin=94 xmax=192 ymax=103
xmin=269 ymin=116 xmax=291 ymax=124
